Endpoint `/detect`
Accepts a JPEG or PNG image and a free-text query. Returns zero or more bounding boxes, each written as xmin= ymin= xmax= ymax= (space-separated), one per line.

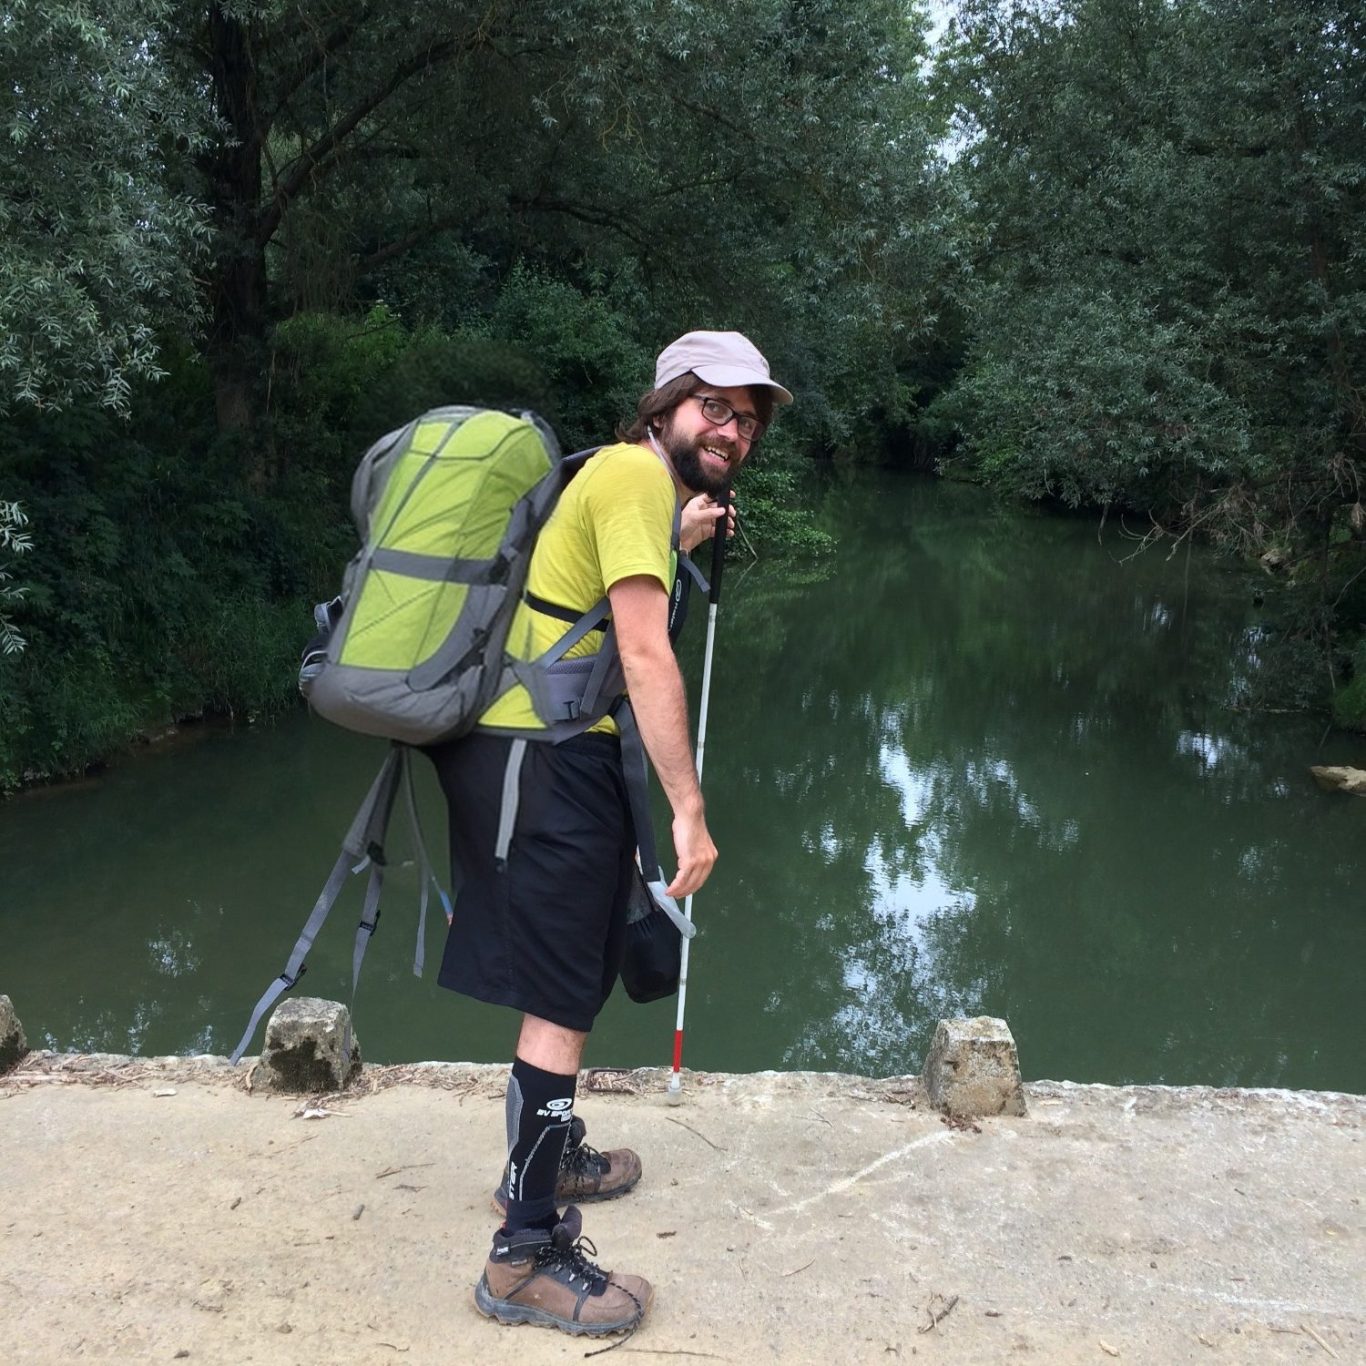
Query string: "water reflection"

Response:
xmin=690 ymin=473 xmax=1365 ymax=1089
xmin=2 ymin=473 xmax=1363 ymax=1089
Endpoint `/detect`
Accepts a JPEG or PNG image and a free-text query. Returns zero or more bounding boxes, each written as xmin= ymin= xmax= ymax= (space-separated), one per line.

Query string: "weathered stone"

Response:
xmin=0 ymin=995 xmax=29 ymax=1074
xmin=1309 ymin=765 xmax=1366 ymax=796
xmin=923 ymin=1016 xmax=1026 ymax=1118
xmin=257 ymin=997 xmax=361 ymax=1092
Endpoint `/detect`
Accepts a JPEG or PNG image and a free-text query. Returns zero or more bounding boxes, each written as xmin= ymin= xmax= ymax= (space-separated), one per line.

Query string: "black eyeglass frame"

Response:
xmin=691 ymin=394 xmax=765 ymax=442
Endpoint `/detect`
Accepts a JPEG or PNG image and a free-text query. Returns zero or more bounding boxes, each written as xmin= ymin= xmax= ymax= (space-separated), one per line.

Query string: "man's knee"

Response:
xmin=517 ymin=1014 xmax=588 ymax=1075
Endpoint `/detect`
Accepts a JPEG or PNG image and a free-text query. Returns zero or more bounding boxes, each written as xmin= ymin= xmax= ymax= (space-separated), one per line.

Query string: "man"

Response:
xmin=427 ymin=330 xmax=792 ymax=1337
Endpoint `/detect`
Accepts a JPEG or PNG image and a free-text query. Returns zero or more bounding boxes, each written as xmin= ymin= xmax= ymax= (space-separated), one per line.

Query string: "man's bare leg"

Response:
xmin=517 ymin=1013 xmax=587 ymax=1076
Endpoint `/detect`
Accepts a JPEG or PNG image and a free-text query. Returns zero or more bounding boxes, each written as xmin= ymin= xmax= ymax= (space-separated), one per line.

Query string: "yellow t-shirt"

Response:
xmin=479 ymin=442 xmax=678 ymax=734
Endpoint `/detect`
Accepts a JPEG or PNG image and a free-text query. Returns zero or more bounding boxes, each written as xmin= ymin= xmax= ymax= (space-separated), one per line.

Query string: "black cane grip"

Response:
xmin=708 ymin=488 xmax=730 ymax=606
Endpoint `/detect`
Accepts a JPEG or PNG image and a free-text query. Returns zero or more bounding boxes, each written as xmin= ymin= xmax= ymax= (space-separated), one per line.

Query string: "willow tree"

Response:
xmin=938 ymin=0 xmax=1365 ymax=684
xmin=190 ymin=0 xmax=943 ymax=457
xmin=0 ymin=1 xmax=206 ymax=412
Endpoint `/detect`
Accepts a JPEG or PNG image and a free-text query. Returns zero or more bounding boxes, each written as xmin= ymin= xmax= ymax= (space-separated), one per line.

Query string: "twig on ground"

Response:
xmin=781 ymin=1258 xmax=816 ymax=1278
xmin=604 ymin=1350 xmax=728 ymax=1360
xmin=1302 ymin=1324 xmax=1338 ymax=1358
xmin=375 ymin=1162 xmax=435 ymax=1180
xmin=662 ymin=1115 xmax=727 ymax=1151
xmin=917 ymin=1294 xmax=958 ymax=1334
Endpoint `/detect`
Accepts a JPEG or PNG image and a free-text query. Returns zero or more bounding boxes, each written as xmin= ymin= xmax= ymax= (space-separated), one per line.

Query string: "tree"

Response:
xmin=0 ymin=501 xmax=31 ymax=655
xmin=937 ymin=0 xmax=1366 ymax=686
xmin=188 ymin=0 xmax=944 ymax=457
xmin=0 ymin=1 xmax=207 ymax=412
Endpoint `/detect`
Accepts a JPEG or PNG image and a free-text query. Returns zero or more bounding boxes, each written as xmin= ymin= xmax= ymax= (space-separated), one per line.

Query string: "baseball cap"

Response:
xmin=653 ymin=330 xmax=793 ymax=405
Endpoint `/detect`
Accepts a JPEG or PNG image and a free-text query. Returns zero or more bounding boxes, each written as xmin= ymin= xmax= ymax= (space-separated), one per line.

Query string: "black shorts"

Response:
xmin=425 ymin=730 xmax=635 ymax=1033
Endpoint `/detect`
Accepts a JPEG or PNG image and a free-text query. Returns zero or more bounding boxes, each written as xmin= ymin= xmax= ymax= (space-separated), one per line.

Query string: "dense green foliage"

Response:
xmin=3 ymin=0 xmax=1365 ymax=784
xmin=0 ymin=500 xmax=31 ymax=656
xmin=937 ymin=0 xmax=1366 ymax=722
xmin=1 ymin=1 xmax=206 ymax=410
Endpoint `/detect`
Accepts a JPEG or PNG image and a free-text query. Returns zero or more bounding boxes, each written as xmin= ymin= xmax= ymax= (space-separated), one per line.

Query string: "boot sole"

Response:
xmin=473 ymin=1275 xmax=647 ymax=1336
xmin=490 ymin=1171 xmax=643 ymax=1217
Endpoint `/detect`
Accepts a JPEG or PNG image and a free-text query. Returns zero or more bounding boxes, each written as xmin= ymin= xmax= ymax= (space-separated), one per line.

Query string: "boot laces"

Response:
xmin=535 ymin=1229 xmax=609 ymax=1293
xmin=562 ymin=1135 xmax=608 ymax=1179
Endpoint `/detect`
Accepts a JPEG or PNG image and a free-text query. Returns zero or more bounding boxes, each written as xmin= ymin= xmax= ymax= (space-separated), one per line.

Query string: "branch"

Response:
xmin=356 ymin=214 xmax=469 ymax=274
xmin=269 ymin=5 xmax=375 ymax=116
xmin=256 ymin=30 xmax=485 ymax=247
xmin=507 ymin=194 xmax=652 ymax=253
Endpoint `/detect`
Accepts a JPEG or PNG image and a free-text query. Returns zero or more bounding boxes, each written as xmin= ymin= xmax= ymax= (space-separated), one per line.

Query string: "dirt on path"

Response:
xmin=1 ymin=1052 xmax=1362 ymax=1365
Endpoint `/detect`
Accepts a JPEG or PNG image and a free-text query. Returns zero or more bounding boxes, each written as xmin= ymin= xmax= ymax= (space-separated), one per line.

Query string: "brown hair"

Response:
xmin=617 ymin=373 xmax=776 ymax=443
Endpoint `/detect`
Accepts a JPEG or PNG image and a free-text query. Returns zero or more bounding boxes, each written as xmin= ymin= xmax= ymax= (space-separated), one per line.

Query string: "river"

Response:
xmin=4 ymin=472 xmax=1363 ymax=1089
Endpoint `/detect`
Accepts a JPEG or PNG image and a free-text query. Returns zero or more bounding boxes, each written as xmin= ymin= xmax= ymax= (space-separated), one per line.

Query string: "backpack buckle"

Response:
xmin=280 ymin=965 xmax=308 ymax=990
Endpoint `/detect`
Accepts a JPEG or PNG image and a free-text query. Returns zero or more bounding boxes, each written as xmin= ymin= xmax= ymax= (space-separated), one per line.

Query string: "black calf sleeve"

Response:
xmin=503 ymin=1057 xmax=576 ymax=1231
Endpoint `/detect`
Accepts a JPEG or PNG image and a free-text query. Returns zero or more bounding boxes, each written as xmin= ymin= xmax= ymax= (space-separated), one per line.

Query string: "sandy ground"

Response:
xmin=1 ymin=1052 xmax=1362 ymax=1366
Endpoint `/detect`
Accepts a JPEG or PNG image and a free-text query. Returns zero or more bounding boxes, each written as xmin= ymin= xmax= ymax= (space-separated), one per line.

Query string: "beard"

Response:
xmin=656 ymin=421 xmax=739 ymax=497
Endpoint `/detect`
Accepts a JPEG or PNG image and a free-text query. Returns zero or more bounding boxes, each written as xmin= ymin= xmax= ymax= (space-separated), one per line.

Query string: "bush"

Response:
xmin=1332 ymin=638 xmax=1366 ymax=733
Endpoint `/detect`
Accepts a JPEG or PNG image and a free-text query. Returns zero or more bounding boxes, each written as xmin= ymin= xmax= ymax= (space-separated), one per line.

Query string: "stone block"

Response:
xmin=923 ymin=1016 xmax=1026 ymax=1118
xmin=0 ymin=995 xmax=29 ymax=1074
xmin=258 ymin=997 xmax=361 ymax=1092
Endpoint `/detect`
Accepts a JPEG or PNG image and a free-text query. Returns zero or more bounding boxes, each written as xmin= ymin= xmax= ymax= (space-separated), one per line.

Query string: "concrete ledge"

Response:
xmin=1 ymin=1051 xmax=1362 ymax=1364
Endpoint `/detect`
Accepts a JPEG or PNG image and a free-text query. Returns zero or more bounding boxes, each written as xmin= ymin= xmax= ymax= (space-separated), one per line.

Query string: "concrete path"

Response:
xmin=1 ymin=1053 xmax=1361 ymax=1365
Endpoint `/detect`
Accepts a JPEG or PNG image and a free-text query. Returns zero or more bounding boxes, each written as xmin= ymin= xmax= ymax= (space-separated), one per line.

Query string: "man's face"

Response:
xmin=656 ymin=385 xmax=760 ymax=496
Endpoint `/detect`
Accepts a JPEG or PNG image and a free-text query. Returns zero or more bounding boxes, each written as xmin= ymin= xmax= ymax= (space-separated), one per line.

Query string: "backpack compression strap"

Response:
xmin=228 ymin=746 xmax=404 ymax=1065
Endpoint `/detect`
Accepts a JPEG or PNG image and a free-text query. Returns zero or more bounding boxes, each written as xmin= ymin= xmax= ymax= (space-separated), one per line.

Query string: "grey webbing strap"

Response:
xmin=369 ymin=549 xmax=499 ymax=582
xmin=534 ymin=596 xmax=612 ymax=668
xmin=350 ymin=861 xmax=384 ymax=998
xmin=679 ymin=552 xmax=709 ymax=594
xmin=579 ymin=622 xmax=620 ymax=717
xmin=227 ymin=848 xmax=352 ymax=1064
xmin=494 ymin=739 xmax=528 ymax=866
xmin=342 ymin=859 xmax=385 ymax=1067
xmin=400 ymin=746 xmax=453 ymax=978
xmin=228 ymin=748 xmax=403 ymax=1065
xmin=615 ymin=702 xmax=696 ymax=941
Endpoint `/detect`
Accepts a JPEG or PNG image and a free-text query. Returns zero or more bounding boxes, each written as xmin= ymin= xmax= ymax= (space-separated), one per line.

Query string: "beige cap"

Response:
xmin=653 ymin=330 xmax=793 ymax=405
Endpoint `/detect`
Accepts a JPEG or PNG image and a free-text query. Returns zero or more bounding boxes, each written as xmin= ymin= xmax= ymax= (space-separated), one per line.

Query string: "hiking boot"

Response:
xmin=474 ymin=1205 xmax=653 ymax=1336
xmin=493 ymin=1116 xmax=642 ymax=1215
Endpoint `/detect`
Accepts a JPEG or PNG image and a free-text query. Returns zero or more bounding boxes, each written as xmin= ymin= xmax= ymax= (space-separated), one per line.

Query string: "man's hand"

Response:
xmin=679 ymin=493 xmax=737 ymax=553
xmin=667 ymin=804 xmax=717 ymax=899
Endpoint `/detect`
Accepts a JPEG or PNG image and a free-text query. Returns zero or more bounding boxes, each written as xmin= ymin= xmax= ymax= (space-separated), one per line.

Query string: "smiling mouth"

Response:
xmin=700 ymin=442 xmax=734 ymax=465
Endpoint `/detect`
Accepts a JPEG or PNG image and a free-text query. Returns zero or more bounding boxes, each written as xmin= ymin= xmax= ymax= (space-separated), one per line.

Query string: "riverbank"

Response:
xmin=2 ymin=1052 xmax=1361 ymax=1364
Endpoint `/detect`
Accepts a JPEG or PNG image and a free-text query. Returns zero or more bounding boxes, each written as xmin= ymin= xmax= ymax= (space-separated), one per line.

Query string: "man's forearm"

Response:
xmin=618 ymin=640 xmax=703 ymax=818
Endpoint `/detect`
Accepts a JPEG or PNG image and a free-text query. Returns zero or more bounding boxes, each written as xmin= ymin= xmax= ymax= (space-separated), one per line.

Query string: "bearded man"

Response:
xmin=426 ymin=330 xmax=791 ymax=1337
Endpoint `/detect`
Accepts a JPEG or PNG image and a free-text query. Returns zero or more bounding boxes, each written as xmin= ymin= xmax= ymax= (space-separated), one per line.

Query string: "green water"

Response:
xmin=4 ymin=473 xmax=1364 ymax=1089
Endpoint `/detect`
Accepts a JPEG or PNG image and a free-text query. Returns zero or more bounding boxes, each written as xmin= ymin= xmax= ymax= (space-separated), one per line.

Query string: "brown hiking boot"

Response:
xmin=474 ymin=1206 xmax=653 ymax=1336
xmin=493 ymin=1116 xmax=642 ymax=1216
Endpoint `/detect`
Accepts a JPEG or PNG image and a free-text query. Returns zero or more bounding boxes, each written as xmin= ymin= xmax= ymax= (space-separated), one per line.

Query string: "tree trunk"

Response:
xmin=202 ymin=3 xmax=270 ymax=478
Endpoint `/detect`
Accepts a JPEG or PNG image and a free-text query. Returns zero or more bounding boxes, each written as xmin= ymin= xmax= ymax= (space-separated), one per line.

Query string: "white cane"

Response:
xmin=667 ymin=488 xmax=730 ymax=1101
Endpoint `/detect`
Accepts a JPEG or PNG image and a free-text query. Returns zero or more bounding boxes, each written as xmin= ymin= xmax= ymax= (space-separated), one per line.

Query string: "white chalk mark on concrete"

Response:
xmin=758 ymin=1131 xmax=955 ymax=1223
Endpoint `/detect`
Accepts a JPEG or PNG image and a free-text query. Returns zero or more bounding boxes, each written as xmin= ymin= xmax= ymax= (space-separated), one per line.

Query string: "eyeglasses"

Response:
xmin=692 ymin=395 xmax=764 ymax=441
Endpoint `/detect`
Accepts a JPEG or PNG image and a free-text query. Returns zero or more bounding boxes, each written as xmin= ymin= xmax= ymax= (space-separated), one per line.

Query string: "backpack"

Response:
xmin=228 ymin=407 xmax=698 ymax=1065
